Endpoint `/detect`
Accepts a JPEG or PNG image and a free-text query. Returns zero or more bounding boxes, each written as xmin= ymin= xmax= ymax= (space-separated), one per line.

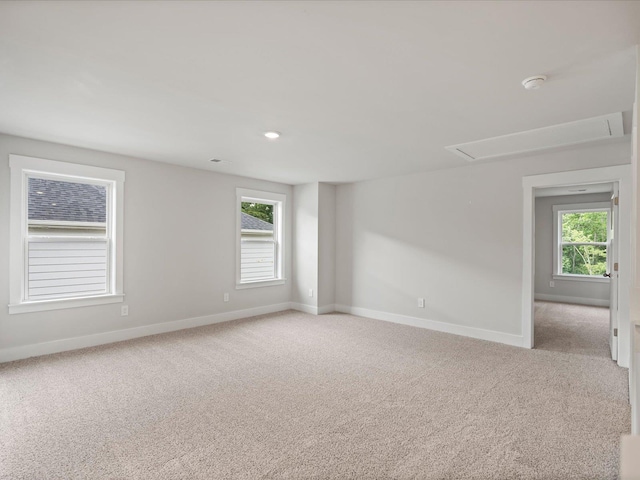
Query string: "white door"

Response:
xmin=608 ymin=184 xmax=619 ymax=361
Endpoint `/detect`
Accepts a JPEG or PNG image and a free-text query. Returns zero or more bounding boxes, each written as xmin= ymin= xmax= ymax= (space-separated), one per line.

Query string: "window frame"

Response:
xmin=9 ymin=155 xmax=125 ymax=314
xmin=236 ymin=188 xmax=286 ymax=289
xmin=552 ymin=202 xmax=610 ymax=283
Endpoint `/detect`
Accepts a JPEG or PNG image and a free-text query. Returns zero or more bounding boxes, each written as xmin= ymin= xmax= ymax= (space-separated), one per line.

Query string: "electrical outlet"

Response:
xmin=223 ymin=293 xmax=229 ymax=302
xmin=309 ymin=288 xmax=314 ymax=297
xmin=418 ymin=298 xmax=425 ymax=308
xmin=549 ymin=281 xmax=555 ymax=288
xmin=121 ymin=305 xmax=129 ymax=316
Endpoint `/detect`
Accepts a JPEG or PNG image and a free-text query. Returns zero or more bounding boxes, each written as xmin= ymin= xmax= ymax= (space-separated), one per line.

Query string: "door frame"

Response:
xmin=521 ymin=164 xmax=632 ymax=367
xmin=610 ymin=183 xmax=620 ymax=362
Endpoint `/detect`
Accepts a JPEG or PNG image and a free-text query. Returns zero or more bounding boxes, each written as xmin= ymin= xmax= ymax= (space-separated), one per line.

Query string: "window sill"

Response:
xmin=236 ymin=278 xmax=286 ymax=290
xmin=552 ymin=274 xmax=610 ymax=284
xmin=8 ymin=293 xmax=125 ymax=314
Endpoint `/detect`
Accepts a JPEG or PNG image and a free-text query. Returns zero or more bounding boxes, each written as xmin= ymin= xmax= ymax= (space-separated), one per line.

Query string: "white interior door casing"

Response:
xmin=522 ymin=164 xmax=631 ymax=368
xmin=610 ymin=183 xmax=619 ymax=361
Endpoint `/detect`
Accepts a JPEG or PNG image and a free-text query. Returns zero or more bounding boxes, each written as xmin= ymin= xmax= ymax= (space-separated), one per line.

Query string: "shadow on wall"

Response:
xmin=346 ymin=228 xmax=521 ymax=335
xmin=335 ymin=141 xmax=632 ymax=339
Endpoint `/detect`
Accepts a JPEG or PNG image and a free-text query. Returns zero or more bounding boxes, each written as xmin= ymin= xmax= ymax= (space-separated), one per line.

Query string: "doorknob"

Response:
xmin=603 ymin=273 xmax=612 ymax=278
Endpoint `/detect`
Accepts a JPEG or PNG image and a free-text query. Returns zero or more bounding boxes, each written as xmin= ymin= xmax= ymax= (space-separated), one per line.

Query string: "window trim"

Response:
xmin=236 ymin=188 xmax=286 ymax=289
xmin=9 ymin=154 xmax=125 ymax=314
xmin=552 ymin=202 xmax=610 ymax=283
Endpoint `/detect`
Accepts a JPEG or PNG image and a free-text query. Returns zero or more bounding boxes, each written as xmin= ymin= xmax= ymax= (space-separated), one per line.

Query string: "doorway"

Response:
xmin=533 ymin=183 xmax=616 ymax=360
xmin=521 ymin=164 xmax=631 ymax=367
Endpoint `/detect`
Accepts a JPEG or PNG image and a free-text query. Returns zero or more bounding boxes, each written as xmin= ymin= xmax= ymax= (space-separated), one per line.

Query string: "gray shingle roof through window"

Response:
xmin=241 ymin=212 xmax=273 ymax=231
xmin=29 ymin=178 xmax=274 ymax=229
xmin=28 ymin=178 xmax=106 ymax=223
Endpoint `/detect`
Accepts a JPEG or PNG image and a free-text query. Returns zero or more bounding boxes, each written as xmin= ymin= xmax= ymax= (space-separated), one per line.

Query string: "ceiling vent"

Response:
xmin=445 ymin=112 xmax=623 ymax=162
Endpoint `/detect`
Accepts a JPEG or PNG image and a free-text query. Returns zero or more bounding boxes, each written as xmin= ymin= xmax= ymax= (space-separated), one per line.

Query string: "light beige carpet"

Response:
xmin=534 ymin=300 xmax=611 ymax=358
xmin=1 ymin=309 xmax=629 ymax=479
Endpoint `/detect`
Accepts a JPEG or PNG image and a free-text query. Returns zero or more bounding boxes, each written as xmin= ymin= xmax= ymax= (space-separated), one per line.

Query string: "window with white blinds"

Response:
xmin=26 ymin=177 xmax=110 ymax=301
xmin=236 ymin=188 xmax=286 ymax=288
xmin=9 ymin=155 xmax=125 ymax=314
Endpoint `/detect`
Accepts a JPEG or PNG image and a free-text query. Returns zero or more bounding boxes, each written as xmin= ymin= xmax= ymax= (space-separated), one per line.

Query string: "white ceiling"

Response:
xmin=0 ymin=1 xmax=638 ymax=185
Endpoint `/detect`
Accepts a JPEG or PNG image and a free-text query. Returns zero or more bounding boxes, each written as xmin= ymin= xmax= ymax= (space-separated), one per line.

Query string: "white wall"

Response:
xmin=630 ymin=46 xmax=640 ymax=434
xmin=335 ymin=140 xmax=631 ymax=343
xmin=318 ymin=183 xmax=336 ymax=310
xmin=534 ymin=193 xmax=611 ymax=306
xmin=0 ymin=135 xmax=633 ymax=359
xmin=292 ymin=183 xmax=318 ymax=308
xmin=0 ymin=133 xmax=293 ymax=356
xmin=292 ymin=182 xmax=335 ymax=313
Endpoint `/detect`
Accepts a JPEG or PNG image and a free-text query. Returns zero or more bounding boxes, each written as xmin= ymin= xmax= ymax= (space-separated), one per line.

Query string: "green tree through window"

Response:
xmin=560 ymin=211 xmax=608 ymax=276
xmin=241 ymin=202 xmax=273 ymax=224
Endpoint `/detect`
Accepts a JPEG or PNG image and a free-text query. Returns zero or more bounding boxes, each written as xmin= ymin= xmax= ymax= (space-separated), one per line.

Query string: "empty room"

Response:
xmin=2 ymin=1 xmax=640 ymax=479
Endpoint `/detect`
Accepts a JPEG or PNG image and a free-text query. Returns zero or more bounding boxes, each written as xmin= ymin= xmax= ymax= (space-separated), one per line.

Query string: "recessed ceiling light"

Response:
xmin=264 ymin=131 xmax=280 ymax=139
xmin=36 ymin=191 xmax=44 ymax=194
xmin=51 ymin=203 xmax=57 ymax=206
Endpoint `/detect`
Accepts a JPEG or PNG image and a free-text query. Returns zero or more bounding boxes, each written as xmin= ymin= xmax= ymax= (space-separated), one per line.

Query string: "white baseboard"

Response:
xmin=291 ymin=302 xmax=318 ymax=315
xmin=290 ymin=303 xmax=336 ymax=315
xmin=318 ymin=304 xmax=335 ymax=314
xmin=535 ymin=293 xmax=610 ymax=307
xmin=1 ymin=300 xmax=530 ymax=363
xmin=0 ymin=302 xmax=292 ymax=363
xmin=334 ymin=304 xmax=524 ymax=348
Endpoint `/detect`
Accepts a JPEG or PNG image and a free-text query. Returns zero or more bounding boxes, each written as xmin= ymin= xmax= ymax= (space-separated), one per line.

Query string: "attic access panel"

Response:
xmin=446 ymin=112 xmax=623 ymax=161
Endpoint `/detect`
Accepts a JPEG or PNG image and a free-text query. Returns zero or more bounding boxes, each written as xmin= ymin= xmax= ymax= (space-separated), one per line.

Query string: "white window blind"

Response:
xmin=240 ymin=239 xmax=275 ymax=282
xmin=27 ymin=238 xmax=109 ymax=301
